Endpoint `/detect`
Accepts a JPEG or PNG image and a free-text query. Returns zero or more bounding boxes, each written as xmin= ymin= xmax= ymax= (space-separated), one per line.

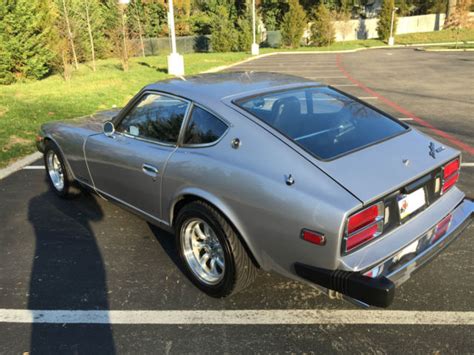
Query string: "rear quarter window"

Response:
xmin=236 ymin=86 xmax=407 ymax=160
xmin=183 ymin=106 xmax=228 ymax=145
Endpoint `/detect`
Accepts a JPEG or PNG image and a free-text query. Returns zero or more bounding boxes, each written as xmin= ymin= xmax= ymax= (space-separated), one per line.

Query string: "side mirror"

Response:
xmin=103 ymin=121 xmax=115 ymax=137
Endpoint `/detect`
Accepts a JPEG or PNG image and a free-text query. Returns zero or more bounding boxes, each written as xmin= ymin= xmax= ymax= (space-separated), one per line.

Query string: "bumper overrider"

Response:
xmin=295 ymin=198 xmax=474 ymax=308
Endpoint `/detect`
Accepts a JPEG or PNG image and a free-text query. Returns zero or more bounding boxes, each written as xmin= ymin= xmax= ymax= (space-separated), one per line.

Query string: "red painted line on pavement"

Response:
xmin=336 ymin=54 xmax=474 ymax=155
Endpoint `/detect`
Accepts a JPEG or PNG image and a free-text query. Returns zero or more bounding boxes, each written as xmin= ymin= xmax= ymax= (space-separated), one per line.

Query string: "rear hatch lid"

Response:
xmin=315 ymin=129 xmax=459 ymax=203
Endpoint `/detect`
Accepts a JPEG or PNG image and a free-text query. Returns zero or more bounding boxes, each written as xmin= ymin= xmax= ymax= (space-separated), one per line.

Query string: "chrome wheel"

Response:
xmin=46 ymin=150 xmax=64 ymax=192
xmin=181 ymin=218 xmax=225 ymax=285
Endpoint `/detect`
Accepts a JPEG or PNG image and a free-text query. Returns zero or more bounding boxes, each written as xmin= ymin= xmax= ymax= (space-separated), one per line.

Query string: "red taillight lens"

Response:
xmin=344 ymin=202 xmax=384 ymax=253
xmin=301 ymin=230 xmax=326 ymax=246
xmin=432 ymin=214 xmax=452 ymax=243
xmin=346 ymin=224 xmax=379 ymax=252
xmin=347 ymin=205 xmax=378 ymax=234
xmin=442 ymin=158 xmax=460 ymax=194
xmin=443 ymin=159 xmax=460 ymax=179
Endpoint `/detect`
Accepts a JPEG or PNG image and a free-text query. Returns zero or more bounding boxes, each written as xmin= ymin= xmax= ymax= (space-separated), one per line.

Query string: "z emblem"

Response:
xmin=429 ymin=142 xmax=445 ymax=159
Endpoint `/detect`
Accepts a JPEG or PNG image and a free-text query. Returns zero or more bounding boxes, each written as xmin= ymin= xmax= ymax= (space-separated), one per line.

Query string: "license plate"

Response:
xmin=398 ymin=188 xmax=426 ymax=220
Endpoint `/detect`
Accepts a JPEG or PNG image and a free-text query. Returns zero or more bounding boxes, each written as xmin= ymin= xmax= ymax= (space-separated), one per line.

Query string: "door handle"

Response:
xmin=142 ymin=164 xmax=159 ymax=178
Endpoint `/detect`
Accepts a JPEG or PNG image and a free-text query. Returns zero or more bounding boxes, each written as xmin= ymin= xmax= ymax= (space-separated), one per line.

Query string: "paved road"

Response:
xmin=0 ymin=48 xmax=473 ymax=353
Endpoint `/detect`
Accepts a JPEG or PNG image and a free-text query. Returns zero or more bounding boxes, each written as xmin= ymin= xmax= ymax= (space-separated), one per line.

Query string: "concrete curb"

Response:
xmin=0 ymin=152 xmax=42 ymax=180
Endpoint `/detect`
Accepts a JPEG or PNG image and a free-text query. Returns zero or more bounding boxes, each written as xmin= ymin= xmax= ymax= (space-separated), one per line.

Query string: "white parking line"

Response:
xmin=0 ymin=309 xmax=473 ymax=325
xmin=398 ymin=117 xmax=414 ymax=121
xmin=461 ymin=162 xmax=474 ymax=167
xmin=22 ymin=166 xmax=44 ymax=170
xmin=357 ymin=96 xmax=378 ymax=100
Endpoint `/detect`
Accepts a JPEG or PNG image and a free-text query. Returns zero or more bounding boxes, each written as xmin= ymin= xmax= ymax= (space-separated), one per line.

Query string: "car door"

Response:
xmin=85 ymin=92 xmax=190 ymax=221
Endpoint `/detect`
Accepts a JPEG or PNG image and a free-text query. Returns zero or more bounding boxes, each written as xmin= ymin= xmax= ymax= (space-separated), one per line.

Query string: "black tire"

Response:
xmin=175 ymin=201 xmax=258 ymax=297
xmin=43 ymin=140 xmax=80 ymax=198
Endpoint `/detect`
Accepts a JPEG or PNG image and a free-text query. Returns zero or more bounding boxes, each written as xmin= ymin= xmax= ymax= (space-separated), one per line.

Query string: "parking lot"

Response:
xmin=0 ymin=48 xmax=473 ymax=353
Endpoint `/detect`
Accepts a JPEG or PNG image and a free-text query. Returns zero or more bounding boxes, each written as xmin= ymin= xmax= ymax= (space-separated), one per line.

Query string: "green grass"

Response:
xmin=0 ymin=52 xmax=249 ymax=168
xmin=395 ymin=28 xmax=474 ymax=44
xmin=260 ymin=39 xmax=385 ymax=53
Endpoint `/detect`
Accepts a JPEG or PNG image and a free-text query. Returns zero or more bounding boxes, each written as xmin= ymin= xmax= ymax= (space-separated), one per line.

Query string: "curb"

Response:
xmin=0 ymin=152 xmax=43 ymax=180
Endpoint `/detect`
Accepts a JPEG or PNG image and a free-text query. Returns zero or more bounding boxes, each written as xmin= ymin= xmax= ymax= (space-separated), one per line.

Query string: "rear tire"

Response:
xmin=175 ymin=201 xmax=257 ymax=297
xmin=43 ymin=140 xmax=80 ymax=198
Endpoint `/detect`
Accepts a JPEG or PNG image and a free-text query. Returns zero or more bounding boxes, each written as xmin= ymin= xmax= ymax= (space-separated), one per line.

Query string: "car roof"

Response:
xmin=145 ymin=72 xmax=320 ymax=103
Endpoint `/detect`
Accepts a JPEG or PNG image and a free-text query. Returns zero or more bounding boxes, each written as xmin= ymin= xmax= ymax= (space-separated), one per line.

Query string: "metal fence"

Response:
xmin=130 ymin=35 xmax=211 ymax=56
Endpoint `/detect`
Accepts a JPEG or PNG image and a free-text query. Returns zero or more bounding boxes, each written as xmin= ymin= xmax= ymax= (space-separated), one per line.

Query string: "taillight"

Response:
xmin=344 ymin=202 xmax=384 ymax=253
xmin=432 ymin=214 xmax=452 ymax=244
xmin=442 ymin=158 xmax=460 ymax=194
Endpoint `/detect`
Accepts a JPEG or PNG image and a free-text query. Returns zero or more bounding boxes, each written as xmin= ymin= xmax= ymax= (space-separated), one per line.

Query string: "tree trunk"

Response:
xmin=85 ymin=1 xmax=96 ymax=71
xmin=137 ymin=16 xmax=146 ymax=57
xmin=446 ymin=0 xmax=458 ymax=20
xmin=61 ymin=0 xmax=79 ymax=70
xmin=120 ymin=8 xmax=129 ymax=71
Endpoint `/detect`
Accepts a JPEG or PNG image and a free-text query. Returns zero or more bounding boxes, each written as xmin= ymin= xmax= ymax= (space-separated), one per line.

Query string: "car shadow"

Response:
xmin=147 ymin=222 xmax=188 ymax=276
xmin=27 ymin=181 xmax=115 ymax=353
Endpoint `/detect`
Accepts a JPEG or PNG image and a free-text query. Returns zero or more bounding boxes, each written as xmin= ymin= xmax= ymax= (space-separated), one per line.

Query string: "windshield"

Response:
xmin=236 ymin=86 xmax=408 ymax=160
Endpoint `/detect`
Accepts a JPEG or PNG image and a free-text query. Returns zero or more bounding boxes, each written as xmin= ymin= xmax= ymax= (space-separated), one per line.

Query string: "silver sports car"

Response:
xmin=37 ymin=72 xmax=473 ymax=308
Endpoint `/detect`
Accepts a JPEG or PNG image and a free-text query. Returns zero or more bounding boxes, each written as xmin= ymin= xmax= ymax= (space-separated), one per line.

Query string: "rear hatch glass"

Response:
xmin=235 ymin=86 xmax=408 ymax=160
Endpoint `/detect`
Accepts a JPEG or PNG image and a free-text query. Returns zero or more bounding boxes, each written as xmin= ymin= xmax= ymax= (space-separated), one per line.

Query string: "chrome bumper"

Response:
xmin=375 ymin=198 xmax=473 ymax=287
xmin=295 ymin=198 xmax=473 ymax=308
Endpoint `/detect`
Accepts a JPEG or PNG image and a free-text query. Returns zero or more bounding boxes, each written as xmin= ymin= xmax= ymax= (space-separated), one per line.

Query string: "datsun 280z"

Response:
xmin=37 ymin=72 xmax=473 ymax=308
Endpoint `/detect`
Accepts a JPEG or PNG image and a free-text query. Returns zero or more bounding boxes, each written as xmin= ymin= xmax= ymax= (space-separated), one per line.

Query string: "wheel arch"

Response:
xmin=170 ymin=191 xmax=261 ymax=269
xmin=42 ymin=136 xmax=76 ymax=180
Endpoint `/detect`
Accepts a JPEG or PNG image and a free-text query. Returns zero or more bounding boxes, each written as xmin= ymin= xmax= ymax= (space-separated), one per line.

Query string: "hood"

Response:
xmin=52 ymin=108 xmax=121 ymax=132
xmin=315 ymin=129 xmax=460 ymax=204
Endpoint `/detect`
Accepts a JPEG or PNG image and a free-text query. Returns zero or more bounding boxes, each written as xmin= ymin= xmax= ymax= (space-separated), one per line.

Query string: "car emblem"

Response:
xmin=429 ymin=142 xmax=445 ymax=159
xmin=403 ymin=159 xmax=410 ymax=166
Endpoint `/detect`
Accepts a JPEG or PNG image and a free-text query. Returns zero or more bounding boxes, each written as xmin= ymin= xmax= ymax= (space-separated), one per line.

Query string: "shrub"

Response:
xmin=210 ymin=6 xmax=238 ymax=52
xmin=0 ymin=0 xmax=55 ymax=84
xmin=377 ymin=0 xmax=397 ymax=41
xmin=236 ymin=17 xmax=253 ymax=52
xmin=310 ymin=3 xmax=335 ymax=47
xmin=281 ymin=0 xmax=307 ymax=48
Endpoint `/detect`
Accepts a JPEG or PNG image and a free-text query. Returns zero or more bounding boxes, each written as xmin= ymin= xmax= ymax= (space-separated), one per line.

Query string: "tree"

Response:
xmin=59 ymin=0 xmax=79 ymax=69
xmin=377 ymin=0 xmax=397 ymax=42
xmin=210 ymin=5 xmax=238 ymax=52
xmin=0 ymin=0 xmax=56 ymax=84
xmin=236 ymin=16 xmax=253 ymax=51
xmin=261 ymin=0 xmax=288 ymax=30
xmin=310 ymin=2 xmax=335 ymax=46
xmin=444 ymin=0 xmax=471 ymax=48
xmin=281 ymin=0 xmax=307 ymax=48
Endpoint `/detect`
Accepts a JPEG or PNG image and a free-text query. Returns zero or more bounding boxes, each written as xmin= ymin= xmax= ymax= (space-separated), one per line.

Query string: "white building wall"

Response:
xmin=306 ymin=13 xmax=448 ymax=42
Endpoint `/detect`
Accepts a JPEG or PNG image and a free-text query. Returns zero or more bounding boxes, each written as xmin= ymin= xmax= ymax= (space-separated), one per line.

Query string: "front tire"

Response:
xmin=44 ymin=140 xmax=80 ymax=198
xmin=175 ymin=201 xmax=257 ymax=297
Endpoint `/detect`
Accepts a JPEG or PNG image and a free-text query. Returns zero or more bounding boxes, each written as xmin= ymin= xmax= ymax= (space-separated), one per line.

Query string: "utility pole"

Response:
xmin=167 ymin=0 xmax=184 ymax=76
xmin=251 ymin=0 xmax=259 ymax=55
xmin=388 ymin=7 xmax=398 ymax=46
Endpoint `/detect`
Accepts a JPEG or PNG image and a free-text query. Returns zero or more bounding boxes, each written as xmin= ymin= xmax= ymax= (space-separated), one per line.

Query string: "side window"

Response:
xmin=183 ymin=106 xmax=228 ymax=145
xmin=117 ymin=93 xmax=188 ymax=144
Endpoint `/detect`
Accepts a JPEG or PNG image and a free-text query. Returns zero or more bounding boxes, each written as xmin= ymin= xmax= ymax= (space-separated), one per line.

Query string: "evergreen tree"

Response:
xmin=310 ymin=2 xmax=335 ymax=47
xmin=210 ymin=5 xmax=238 ymax=52
xmin=0 ymin=0 xmax=56 ymax=84
xmin=377 ymin=0 xmax=397 ymax=41
xmin=281 ymin=0 xmax=307 ymax=48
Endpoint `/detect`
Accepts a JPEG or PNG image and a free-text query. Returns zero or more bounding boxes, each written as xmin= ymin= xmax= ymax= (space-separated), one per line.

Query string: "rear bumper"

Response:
xmin=295 ymin=198 xmax=473 ymax=308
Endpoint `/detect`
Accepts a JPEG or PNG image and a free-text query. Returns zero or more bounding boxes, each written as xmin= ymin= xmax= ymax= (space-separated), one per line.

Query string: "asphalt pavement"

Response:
xmin=0 ymin=48 xmax=473 ymax=353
